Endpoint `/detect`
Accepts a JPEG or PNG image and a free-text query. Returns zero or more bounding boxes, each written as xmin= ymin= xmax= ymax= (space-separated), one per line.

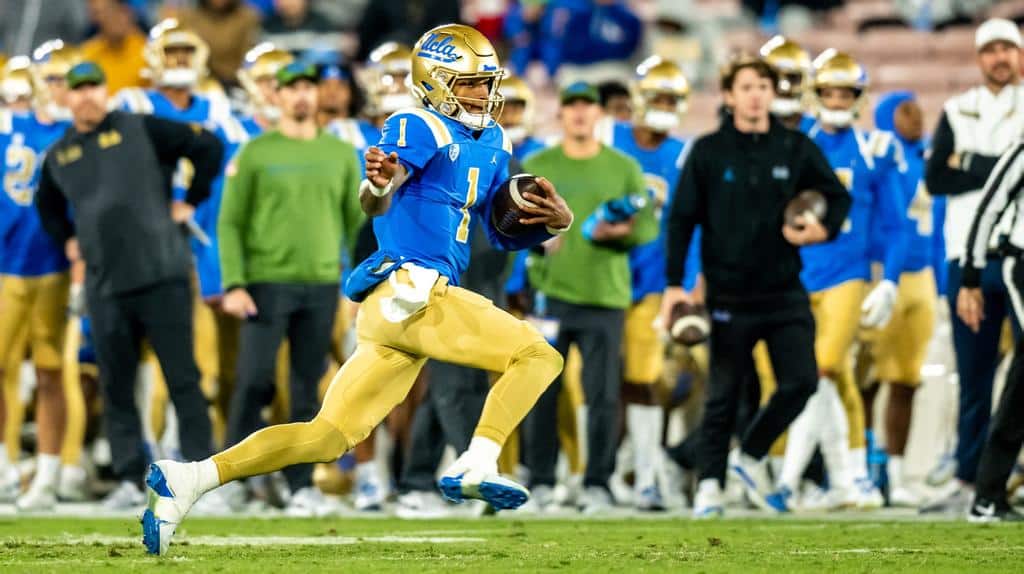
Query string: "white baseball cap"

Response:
xmin=976 ymin=18 xmax=1022 ymax=51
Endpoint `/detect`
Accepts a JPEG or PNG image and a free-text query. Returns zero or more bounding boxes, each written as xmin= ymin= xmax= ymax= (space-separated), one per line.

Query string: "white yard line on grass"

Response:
xmin=4 ymin=534 xmax=486 ymax=547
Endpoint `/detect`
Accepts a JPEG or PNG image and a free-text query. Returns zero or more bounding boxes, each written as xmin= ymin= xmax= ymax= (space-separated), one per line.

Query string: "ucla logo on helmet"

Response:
xmin=418 ymin=33 xmax=462 ymax=64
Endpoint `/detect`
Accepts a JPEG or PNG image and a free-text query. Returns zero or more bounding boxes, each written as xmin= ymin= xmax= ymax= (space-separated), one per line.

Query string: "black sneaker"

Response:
xmin=967 ymin=497 xmax=1024 ymax=523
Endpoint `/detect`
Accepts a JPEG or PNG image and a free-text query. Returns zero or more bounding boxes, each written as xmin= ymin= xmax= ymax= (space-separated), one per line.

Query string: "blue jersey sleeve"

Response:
xmin=875 ymin=142 xmax=910 ymax=284
xmin=378 ymin=111 xmax=441 ymax=175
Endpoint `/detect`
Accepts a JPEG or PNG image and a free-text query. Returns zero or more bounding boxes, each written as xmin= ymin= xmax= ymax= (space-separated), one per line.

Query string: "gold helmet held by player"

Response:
xmin=497 ymin=73 xmax=534 ymax=144
xmin=811 ymin=49 xmax=868 ymax=128
xmin=633 ymin=55 xmax=689 ymax=133
xmin=144 ymin=18 xmax=210 ymax=88
xmin=1 ymin=56 xmax=34 ymax=105
xmin=237 ymin=43 xmax=294 ymax=121
xmin=31 ymin=40 xmax=81 ymax=119
xmin=760 ymin=35 xmax=811 ymax=118
xmin=363 ymin=42 xmax=414 ymax=118
xmin=411 ymin=23 xmax=504 ymax=129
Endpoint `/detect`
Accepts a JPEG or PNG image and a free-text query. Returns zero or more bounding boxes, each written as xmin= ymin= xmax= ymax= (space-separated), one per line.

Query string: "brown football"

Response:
xmin=669 ymin=302 xmax=710 ymax=347
xmin=784 ymin=190 xmax=827 ymax=229
xmin=491 ymin=174 xmax=548 ymax=237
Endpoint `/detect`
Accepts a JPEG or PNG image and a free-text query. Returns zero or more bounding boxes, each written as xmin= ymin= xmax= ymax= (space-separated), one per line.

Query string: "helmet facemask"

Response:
xmin=637 ymin=90 xmax=688 ymax=133
xmin=427 ymin=69 xmax=504 ymax=130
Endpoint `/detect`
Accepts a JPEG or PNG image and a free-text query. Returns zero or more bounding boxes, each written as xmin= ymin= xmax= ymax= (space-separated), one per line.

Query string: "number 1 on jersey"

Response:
xmin=456 ymin=167 xmax=479 ymax=243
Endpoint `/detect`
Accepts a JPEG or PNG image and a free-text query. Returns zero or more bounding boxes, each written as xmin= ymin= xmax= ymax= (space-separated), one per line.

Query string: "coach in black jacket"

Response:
xmin=661 ymin=56 xmax=850 ymax=513
xmin=35 ymin=62 xmax=223 ymax=502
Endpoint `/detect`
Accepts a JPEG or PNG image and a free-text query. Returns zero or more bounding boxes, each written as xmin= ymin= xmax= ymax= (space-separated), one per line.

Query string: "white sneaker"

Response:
xmin=693 ymin=478 xmax=724 ymax=518
xmin=104 ymin=480 xmax=145 ymax=511
xmin=552 ymin=474 xmax=582 ymax=508
xmin=516 ymin=484 xmax=554 ymax=514
xmin=396 ymin=490 xmax=451 ymax=519
xmin=190 ymin=485 xmax=239 ymax=516
xmin=0 ymin=466 xmax=20 ymax=502
xmin=141 ymin=461 xmax=204 ymax=555
xmin=285 ymin=486 xmax=335 ymax=517
xmin=889 ymin=486 xmax=921 ymax=508
xmin=608 ymin=472 xmax=633 ymax=507
xmin=354 ymin=473 xmax=385 ymax=512
xmin=57 ymin=465 xmax=89 ymax=502
xmin=579 ymin=486 xmax=613 ymax=515
xmin=853 ymin=477 xmax=884 ymax=510
xmin=635 ymin=485 xmax=666 ymax=512
xmin=728 ymin=449 xmax=772 ymax=511
xmin=16 ymin=483 xmax=57 ymax=512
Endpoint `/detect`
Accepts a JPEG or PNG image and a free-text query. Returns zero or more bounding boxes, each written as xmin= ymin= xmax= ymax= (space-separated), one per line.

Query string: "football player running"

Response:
xmin=765 ymin=50 xmax=909 ymax=512
xmin=142 ymin=23 xmax=573 ymax=556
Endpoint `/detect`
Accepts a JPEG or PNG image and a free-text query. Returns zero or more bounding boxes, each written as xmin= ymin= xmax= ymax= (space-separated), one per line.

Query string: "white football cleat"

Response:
xmin=579 ymin=486 xmax=614 ymax=515
xmin=285 ymin=486 xmax=337 ymax=517
xmin=0 ymin=466 xmax=20 ymax=503
xmin=142 ymin=461 xmax=203 ymax=555
xmin=16 ymin=483 xmax=57 ymax=512
xmin=57 ymin=465 xmax=89 ymax=502
xmin=439 ymin=447 xmax=529 ymax=511
xmin=104 ymin=480 xmax=145 ymax=510
xmin=889 ymin=486 xmax=921 ymax=508
xmin=693 ymin=478 xmax=724 ymax=518
xmin=354 ymin=469 xmax=385 ymax=512
xmin=396 ymin=490 xmax=451 ymax=519
xmin=853 ymin=477 xmax=884 ymax=510
xmin=728 ymin=449 xmax=772 ymax=511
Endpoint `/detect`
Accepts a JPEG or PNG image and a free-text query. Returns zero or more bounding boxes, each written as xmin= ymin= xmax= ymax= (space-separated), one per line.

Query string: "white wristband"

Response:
xmin=360 ymin=178 xmax=393 ymax=198
xmin=545 ymin=212 xmax=573 ymax=236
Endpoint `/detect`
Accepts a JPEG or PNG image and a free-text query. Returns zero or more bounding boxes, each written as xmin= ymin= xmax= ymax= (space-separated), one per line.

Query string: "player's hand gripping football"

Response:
xmin=365 ymin=146 xmax=401 ymax=189
xmin=517 ymin=177 xmax=573 ymax=232
xmin=658 ymin=286 xmax=694 ymax=334
xmin=781 ymin=213 xmax=828 ymax=246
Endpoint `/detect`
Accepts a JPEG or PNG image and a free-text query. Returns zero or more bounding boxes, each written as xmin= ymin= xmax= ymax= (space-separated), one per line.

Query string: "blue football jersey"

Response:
xmin=344 ymin=107 xmax=553 ymax=301
xmin=513 ymin=136 xmax=546 ymax=164
xmin=800 ymin=122 xmax=908 ymax=292
xmin=0 ymin=111 xmax=71 ymax=276
xmin=605 ymin=121 xmax=700 ymax=300
xmin=868 ymin=135 xmax=931 ymax=274
xmin=192 ymin=114 xmax=262 ymax=298
xmin=326 ymin=118 xmax=381 ymax=176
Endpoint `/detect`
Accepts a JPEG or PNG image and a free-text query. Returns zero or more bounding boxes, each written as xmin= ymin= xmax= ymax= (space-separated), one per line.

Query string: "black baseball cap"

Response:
xmin=66 ymin=61 xmax=106 ymax=90
xmin=276 ymin=62 xmax=319 ymax=87
xmin=560 ymin=81 xmax=600 ymax=106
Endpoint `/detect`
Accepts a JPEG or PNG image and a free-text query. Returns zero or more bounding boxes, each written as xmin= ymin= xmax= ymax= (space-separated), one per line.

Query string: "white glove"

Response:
xmin=442 ymin=437 xmax=501 ymax=487
xmin=861 ymin=280 xmax=898 ymax=328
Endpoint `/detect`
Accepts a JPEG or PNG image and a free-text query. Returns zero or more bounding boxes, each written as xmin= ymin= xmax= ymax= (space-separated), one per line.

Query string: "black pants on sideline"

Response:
xmin=87 ymin=278 xmax=212 ymax=482
xmin=699 ymin=300 xmax=818 ymax=484
xmin=977 ymin=256 xmax=1024 ymax=501
xmin=398 ymin=361 xmax=490 ymax=493
xmin=227 ymin=283 xmax=338 ymax=492
xmin=523 ymin=297 xmax=625 ymax=490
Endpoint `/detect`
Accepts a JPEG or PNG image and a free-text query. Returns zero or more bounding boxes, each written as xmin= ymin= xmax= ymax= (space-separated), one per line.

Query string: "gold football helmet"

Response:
xmin=1 ymin=56 xmax=34 ymax=105
xmin=363 ymin=42 xmax=414 ymax=117
xmin=497 ymin=73 xmax=534 ymax=143
xmin=633 ymin=55 xmax=689 ymax=133
xmin=411 ymin=24 xmax=504 ymax=129
xmin=237 ymin=43 xmax=293 ymax=120
xmin=811 ymin=49 xmax=868 ymax=128
xmin=760 ymin=36 xmax=810 ymax=117
xmin=143 ymin=18 xmax=209 ymax=88
xmin=31 ymin=40 xmax=81 ymax=119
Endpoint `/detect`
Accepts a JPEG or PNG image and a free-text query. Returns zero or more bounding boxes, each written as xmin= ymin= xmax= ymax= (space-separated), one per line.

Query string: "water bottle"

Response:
xmin=582 ymin=193 xmax=648 ymax=240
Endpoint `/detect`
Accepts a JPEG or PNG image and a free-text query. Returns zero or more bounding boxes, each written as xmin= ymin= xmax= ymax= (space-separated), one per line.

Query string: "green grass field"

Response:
xmin=2 ymin=516 xmax=1022 ymax=573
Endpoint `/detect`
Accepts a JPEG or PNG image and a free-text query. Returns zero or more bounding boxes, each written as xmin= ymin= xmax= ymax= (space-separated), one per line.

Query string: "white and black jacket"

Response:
xmin=962 ymin=140 xmax=1024 ymax=288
